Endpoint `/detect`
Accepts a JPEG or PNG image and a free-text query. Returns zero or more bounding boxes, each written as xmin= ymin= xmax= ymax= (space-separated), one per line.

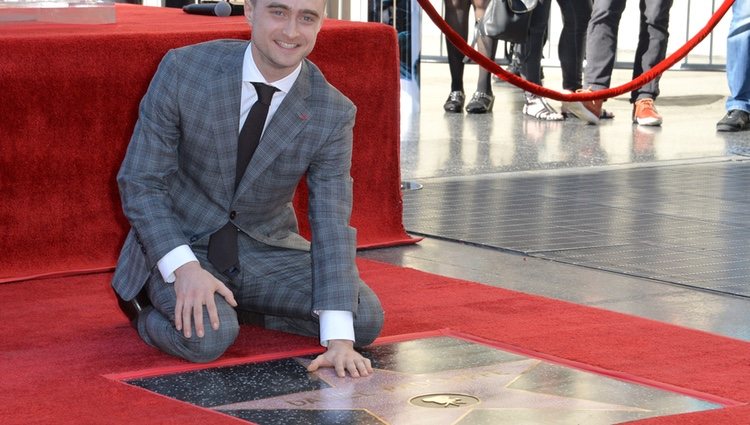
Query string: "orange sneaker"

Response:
xmin=632 ymin=98 xmax=662 ymax=126
xmin=565 ymin=88 xmax=603 ymax=125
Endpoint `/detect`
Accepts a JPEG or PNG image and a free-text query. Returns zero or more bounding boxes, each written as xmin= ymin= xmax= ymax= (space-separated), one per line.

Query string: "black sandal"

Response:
xmin=465 ymin=92 xmax=494 ymax=114
xmin=443 ymin=91 xmax=465 ymax=113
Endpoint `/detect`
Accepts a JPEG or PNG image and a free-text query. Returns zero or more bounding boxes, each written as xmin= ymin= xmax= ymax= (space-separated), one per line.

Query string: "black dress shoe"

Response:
xmin=114 ymin=287 xmax=151 ymax=329
xmin=717 ymin=109 xmax=750 ymax=132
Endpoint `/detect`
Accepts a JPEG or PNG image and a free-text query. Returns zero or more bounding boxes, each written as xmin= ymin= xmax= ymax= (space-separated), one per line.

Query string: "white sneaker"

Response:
xmin=523 ymin=93 xmax=564 ymax=121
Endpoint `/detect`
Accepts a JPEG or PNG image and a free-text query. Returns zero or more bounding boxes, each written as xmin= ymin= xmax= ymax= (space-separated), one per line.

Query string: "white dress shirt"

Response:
xmin=156 ymin=43 xmax=355 ymax=347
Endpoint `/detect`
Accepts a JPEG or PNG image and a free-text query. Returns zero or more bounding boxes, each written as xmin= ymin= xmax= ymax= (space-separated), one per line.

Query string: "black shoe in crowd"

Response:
xmin=443 ymin=91 xmax=466 ymax=113
xmin=465 ymin=92 xmax=495 ymax=114
xmin=717 ymin=109 xmax=750 ymax=132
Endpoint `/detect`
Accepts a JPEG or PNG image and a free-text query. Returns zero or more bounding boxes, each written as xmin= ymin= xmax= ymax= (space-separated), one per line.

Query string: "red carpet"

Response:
xmin=2 ymin=258 xmax=749 ymax=424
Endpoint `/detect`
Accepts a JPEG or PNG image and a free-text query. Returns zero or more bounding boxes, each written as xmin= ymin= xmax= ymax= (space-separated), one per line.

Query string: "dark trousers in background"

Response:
xmin=519 ymin=0 xmax=552 ymax=85
xmin=556 ymin=0 xmax=592 ymax=91
xmin=520 ymin=0 xmax=592 ymax=89
xmin=584 ymin=0 xmax=673 ymax=102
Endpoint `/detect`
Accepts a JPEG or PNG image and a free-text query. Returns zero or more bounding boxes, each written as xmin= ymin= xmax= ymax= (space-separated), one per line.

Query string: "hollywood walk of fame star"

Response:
xmin=212 ymin=357 xmax=647 ymax=425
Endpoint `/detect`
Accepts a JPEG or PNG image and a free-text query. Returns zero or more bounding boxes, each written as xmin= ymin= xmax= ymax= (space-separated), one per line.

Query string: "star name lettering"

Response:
xmin=382 ymin=370 xmax=507 ymax=393
xmin=284 ymin=390 xmax=378 ymax=407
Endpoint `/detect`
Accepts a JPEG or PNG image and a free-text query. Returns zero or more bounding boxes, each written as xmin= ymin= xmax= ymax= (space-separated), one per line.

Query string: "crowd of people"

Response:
xmin=442 ymin=0 xmax=749 ymax=133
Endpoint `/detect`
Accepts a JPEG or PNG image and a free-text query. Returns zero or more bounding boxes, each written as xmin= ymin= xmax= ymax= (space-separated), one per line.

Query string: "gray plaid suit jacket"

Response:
xmin=112 ymin=39 xmax=360 ymax=316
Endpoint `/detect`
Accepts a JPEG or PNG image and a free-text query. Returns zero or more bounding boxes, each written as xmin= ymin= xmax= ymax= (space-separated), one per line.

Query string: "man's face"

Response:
xmin=245 ymin=0 xmax=326 ymax=82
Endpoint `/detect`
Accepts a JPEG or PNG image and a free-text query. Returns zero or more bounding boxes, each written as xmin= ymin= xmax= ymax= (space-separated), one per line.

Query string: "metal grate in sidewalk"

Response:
xmin=403 ymin=161 xmax=750 ymax=297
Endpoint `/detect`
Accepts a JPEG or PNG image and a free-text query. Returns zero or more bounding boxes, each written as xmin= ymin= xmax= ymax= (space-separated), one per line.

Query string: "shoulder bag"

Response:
xmin=477 ymin=0 xmax=539 ymax=43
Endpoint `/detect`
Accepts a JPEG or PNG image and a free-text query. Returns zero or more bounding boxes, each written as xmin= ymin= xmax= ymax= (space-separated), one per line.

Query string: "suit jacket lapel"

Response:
xmin=209 ymin=43 xmax=246 ymax=202
xmin=235 ymin=60 xmax=313 ymax=198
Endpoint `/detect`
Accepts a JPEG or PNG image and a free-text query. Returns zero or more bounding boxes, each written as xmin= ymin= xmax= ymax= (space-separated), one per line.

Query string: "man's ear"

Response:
xmin=244 ymin=0 xmax=254 ymax=22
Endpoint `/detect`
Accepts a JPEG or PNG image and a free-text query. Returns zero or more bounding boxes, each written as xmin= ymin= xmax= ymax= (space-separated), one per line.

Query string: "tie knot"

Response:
xmin=252 ymin=82 xmax=278 ymax=105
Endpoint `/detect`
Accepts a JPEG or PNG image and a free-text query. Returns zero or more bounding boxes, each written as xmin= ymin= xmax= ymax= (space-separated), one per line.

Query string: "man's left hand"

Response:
xmin=307 ymin=339 xmax=373 ymax=378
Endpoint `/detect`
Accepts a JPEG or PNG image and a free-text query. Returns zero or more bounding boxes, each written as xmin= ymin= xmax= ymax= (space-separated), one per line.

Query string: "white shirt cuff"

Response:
xmin=318 ymin=310 xmax=354 ymax=347
xmin=157 ymin=244 xmax=197 ymax=283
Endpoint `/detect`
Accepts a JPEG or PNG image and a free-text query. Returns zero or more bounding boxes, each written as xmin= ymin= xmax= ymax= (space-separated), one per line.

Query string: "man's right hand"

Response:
xmin=173 ymin=261 xmax=238 ymax=338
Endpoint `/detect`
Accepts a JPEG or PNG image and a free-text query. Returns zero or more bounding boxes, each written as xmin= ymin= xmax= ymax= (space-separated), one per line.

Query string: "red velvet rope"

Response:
xmin=416 ymin=0 xmax=735 ymax=101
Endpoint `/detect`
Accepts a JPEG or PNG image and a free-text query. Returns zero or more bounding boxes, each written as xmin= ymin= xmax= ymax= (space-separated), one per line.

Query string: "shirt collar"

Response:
xmin=242 ymin=42 xmax=301 ymax=94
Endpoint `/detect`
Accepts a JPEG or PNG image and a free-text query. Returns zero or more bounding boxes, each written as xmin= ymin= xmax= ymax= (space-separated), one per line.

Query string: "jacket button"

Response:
xmin=229 ymin=211 xmax=237 ymax=219
xmin=189 ymin=235 xmax=198 ymax=243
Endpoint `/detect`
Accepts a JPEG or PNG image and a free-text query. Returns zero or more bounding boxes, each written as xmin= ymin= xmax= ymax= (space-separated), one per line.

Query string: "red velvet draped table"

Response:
xmin=0 ymin=4 xmax=414 ymax=281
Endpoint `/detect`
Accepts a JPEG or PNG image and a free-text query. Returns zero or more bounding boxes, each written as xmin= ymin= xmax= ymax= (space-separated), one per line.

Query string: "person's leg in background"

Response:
xmin=584 ymin=0 xmax=625 ymax=92
xmin=630 ymin=0 xmax=673 ymax=126
xmin=717 ymin=0 xmax=750 ymax=132
xmin=519 ymin=0 xmax=551 ymax=88
xmin=520 ymin=0 xmax=564 ymax=120
xmin=557 ymin=0 xmax=604 ymax=119
xmin=557 ymin=0 xmax=592 ymax=92
xmin=567 ymin=0 xmax=625 ymax=124
xmin=558 ymin=0 xmax=616 ymax=119
xmin=443 ymin=0 xmax=473 ymax=112
xmin=465 ymin=0 xmax=499 ymax=113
